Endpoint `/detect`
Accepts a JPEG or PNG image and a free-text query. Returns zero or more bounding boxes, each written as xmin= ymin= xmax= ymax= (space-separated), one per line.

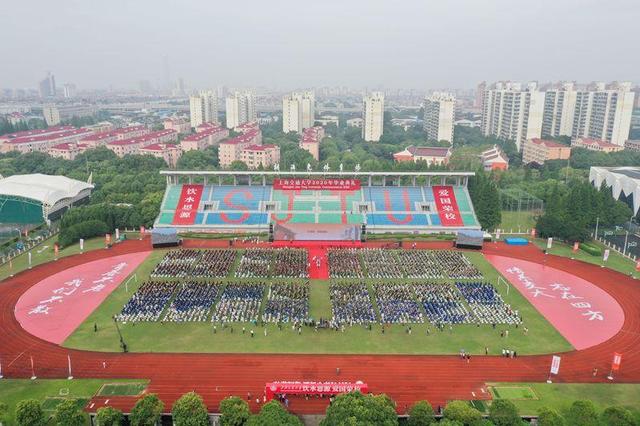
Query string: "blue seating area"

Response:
xmin=455 ymin=282 xmax=521 ymax=325
xmin=210 ymin=186 xmax=270 ymax=210
xmin=163 ymin=281 xmax=221 ymax=322
xmin=116 ymin=281 xmax=178 ymax=322
xmin=367 ymin=213 xmax=428 ymax=226
xmin=205 ymin=213 xmax=268 ymax=225
xmin=365 ymin=187 xmax=424 ymax=211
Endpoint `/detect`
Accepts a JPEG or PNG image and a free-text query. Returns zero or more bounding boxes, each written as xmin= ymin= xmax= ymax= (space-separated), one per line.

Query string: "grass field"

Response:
xmin=0 ymin=379 xmax=147 ymax=425
xmin=63 ymin=250 xmax=573 ymax=355
xmin=487 ymin=382 xmax=640 ymax=415
xmin=499 ymin=211 xmax=537 ymax=233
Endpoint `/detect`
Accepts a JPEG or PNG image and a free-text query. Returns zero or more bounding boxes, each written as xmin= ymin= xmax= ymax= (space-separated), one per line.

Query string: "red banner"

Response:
xmin=273 ymin=178 xmax=360 ymax=191
xmin=433 ymin=185 xmax=463 ymax=227
xmin=265 ymin=381 xmax=368 ymax=400
xmin=172 ymin=184 xmax=204 ymax=225
xmin=612 ymin=352 xmax=622 ymax=371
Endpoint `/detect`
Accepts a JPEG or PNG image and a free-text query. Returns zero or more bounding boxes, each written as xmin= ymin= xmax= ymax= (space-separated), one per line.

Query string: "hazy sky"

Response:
xmin=1 ymin=0 xmax=638 ymax=90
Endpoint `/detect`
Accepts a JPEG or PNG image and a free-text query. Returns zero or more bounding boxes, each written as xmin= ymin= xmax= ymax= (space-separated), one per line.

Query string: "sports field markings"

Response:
xmin=488 ymin=385 xmax=538 ymax=400
xmin=97 ymin=382 xmax=147 ymax=396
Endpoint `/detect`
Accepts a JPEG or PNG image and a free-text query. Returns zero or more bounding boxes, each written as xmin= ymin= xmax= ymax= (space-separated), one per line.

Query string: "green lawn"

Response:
xmin=0 ymin=379 xmax=146 ymax=425
xmin=488 ymin=382 xmax=640 ymax=415
xmin=531 ymin=238 xmax=639 ymax=277
xmin=63 ymin=251 xmax=572 ymax=355
xmin=499 ymin=211 xmax=537 ymax=233
xmin=97 ymin=382 xmax=147 ymax=396
xmin=0 ymin=233 xmax=140 ymax=283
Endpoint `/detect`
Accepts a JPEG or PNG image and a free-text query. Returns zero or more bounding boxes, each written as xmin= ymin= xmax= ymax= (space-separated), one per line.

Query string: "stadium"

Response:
xmin=1 ymin=170 xmax=639 ymax=423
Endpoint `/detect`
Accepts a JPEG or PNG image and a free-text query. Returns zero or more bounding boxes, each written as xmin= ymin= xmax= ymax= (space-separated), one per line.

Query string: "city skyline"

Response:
xmin=1 ymin=0 xmax=638 ymax=90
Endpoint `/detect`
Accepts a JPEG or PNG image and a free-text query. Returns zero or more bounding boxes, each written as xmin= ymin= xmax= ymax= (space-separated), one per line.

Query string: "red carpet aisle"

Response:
xmin=307 ymin=246 xmax=329 ymax=279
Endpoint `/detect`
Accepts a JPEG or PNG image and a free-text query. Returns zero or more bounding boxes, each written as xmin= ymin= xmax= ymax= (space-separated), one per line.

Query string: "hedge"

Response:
xmin=58 ymin=220 xmax=109 ymax=248
xmin=580 ymin=242 xmax=603 ymax=257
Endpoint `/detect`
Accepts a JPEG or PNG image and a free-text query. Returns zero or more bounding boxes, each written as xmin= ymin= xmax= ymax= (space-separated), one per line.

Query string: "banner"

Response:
xmin=28 ymin=252 xmax=32 ymax=267
xmin=603 ymin=249 xmax=610 ymax=262
xmin=265 ymin=381 xmax=368 ymax=401
xmin=612 ymin=352 xmax=622 ymax=371
xmin=54 ymin=243 xmax=59 ymax=257
xmin=140 ymin=225 xmax=146 ymax=235
xmin=79 ymin=238 xmax=84 ymax=252
xmin=636 ymin=261 xmax=640 ymax=272
xmin=547 ymin=237 xmax=553 ymax=249
xmin=432 ymin=186 xmax=463 ymax=227
xmin=550 ymin=355 xmax=561 ymax=375
xmin=496 ymin=229 xmax=501 ymax=240
xmin=105 ymin=234 xmax=111 ymax=246
xmin=273 ymin=178 xmax=360 ymax=191
xmin=172 ymin=184 xmax=204 ymax=225
xmin=573 ymin=242 xmax=579 ymax=253
xmin=115 ymin=228 xmax=120 ymax=240
xmin=531 ymin=228 xmax=536 ymax=237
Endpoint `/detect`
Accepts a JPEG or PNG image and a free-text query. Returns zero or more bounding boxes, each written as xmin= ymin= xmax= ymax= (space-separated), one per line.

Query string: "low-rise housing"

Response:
xmin=480 ymin=145 xmax=509 ymax=171
xmin=393 ymin=145 xmax=451 ymax=166
xmin=106 ymin=129 xmax=177 ymax=157
xmin=571 ymin=138 xmax=624 ymax=153
xmin=139 ymin=143 xmax=182 ymax=167
xmin=346 ymin=118 xmax=363 ymax=128
xmin=1 ymin=127 xmax=93 ymax=153
xmin=299 ymin=126 xmax=324 ymax=161
xmin=48 ymin=142 xmax=88 ymax=160
xmin=624 ymin=139 xmax=640 ymax=152
xmin=218 ymin=129 xmax=263 ymax=168
xmin=163 ymin=117 xmax=191 ymax=134
xmin=522 ymin=138 xmax=571 ymax=165
xmin=180 ymin=125 xmax=229 ymax=152
xmin=240 ymin=144 xmax=280 ymax=169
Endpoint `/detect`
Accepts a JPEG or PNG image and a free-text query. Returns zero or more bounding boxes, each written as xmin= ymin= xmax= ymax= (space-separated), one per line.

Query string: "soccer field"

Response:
xmin=62 ymin=249 xmax=573 ymax=355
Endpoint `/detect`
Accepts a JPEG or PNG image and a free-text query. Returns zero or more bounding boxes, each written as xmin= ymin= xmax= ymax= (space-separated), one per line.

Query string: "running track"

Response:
xmin=1 ymin=238 xmax=640 ymax=414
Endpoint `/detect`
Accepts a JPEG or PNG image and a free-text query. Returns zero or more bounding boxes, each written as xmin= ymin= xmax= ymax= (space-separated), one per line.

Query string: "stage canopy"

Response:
xmin=590 ymin=166 xmax=640 ymax=215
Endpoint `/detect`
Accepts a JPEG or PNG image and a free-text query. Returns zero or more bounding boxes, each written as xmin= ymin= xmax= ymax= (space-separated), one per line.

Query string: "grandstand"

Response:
xmin=155 ymin=171 xmax=480 ymax=236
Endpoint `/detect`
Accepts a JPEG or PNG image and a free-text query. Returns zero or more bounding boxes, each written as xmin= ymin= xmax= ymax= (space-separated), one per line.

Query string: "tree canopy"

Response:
xmin=245 ymin=400 xmax=302 ymax=426
xmin=407 ymin=400 xmax=435 ymax=425
xmin=96 ymin=406 xmax=124 ymax=426
xmin=320 ymin=391 xmax=398 ymax=426
xmin=53 ymin=399 xmax=86 ymax=426
xmin=172 ymin=392 xmax=209 ymax=426
xmin=130 ymin=394 xmax=164 ymax=426
xmin=15 ymin=399 xmax=46 ymax=426
xmin=219 ymin=396 xmax=250 ymax=426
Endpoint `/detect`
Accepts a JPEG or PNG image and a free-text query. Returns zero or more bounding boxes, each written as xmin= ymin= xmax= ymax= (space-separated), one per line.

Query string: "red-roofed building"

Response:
xmin=393 ymin=145 xmax=451 ymax=166
xmin=234 ymin=121 xmax=259 ymax=134
xmin=0 ymin=125 xmax=75 ymax=144
xmin=112 ymin=125 xmax=148 ymax=140
xmin=480 ymin=145 xmax=509 ymax=171
xmin=163 ymin=117 xmax=191 ymax=134
xmin=218 ymin=129 xmax=263 ymax=167
xmin=522 ymin=138 xmax=571 ymax=165
xmin=571 ymin=138 xmax=624 ymax=153
xmin=139 ymin=143 xmax=182 ymax=167
xmin=1 ymin=128 xmax=93 ymax=154
xmin=195 ymin=122 xmax=218 ymax=133
xmin=299 ymin=126 xmax=324 ymax=161
xmin=48 ymin=142 xmax=89 ymax=160
xmin=181 ymin=125 xmax=229 ymax=152
xmin=80 ymin=125 xmax=150 ymax=148
xmin=240 ymin=144 xmax=280 ymax=169
xmin=106 ymin=130 xmax=177 ymax=157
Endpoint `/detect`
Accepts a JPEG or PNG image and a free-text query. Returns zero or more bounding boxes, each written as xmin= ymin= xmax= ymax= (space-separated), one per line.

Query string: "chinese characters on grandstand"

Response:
xmin=505 ymin=266 xmax=604 ymax=321
xmin=432 ymin=186 xmax=463 ymax=226
xmin=265 ymin=381 xmax=368 ymax=399
xmin=172 ymin=184 xmax=204 ymax=225
xmin=273 ymin=178 xmax=361 ymax=191
xmin=28 ymin=262 xmax=128 ymax=315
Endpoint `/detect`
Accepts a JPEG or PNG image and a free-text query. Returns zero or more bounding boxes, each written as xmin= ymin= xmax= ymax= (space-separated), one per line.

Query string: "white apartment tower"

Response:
xmin=189 ymin=90 xmax=218 ymax=128
xmin=542 ymin=82 xmax=577 ymax=138
xmin=571 ymin=82 xmax=635 ymax=146
xmin=481 ymin=82 xmax=545 ymax=151
xmin=225 ymin=91 xmax=257 ymax=129
xmin=362 ymin=92 xmax=385 ymax=142
xmin=424 ymin=92 xmax=456 ymax=143
xmin=282 ymin=91 xmax=315 ymax=134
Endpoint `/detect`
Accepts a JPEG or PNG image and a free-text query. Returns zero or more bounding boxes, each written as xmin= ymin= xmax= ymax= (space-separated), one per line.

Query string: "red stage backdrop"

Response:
xmin=433 ymin=185 xmax=463 ymax=226
xmin=265 ymin=381 xmax=368 ymax=400
xmin=273 ymin=178 xmax=361 ymax=191
xmin=172 ymin=184 xmax=204 ymax=225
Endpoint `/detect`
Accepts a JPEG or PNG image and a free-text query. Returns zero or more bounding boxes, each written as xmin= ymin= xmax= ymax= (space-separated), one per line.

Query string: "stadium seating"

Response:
xmin=156 ymin=183 xmax=480 ymax=231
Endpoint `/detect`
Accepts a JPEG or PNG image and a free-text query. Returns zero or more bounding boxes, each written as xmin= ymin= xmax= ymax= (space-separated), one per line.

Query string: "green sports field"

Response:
xmin=63 ymin=249 xmax=573 ymax=355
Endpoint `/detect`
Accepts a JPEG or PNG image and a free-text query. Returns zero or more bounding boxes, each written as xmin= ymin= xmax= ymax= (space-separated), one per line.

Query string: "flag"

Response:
xmin=573 ymin=242 xmax=579 ymax=253
xmin=531 ymin=228 xmax=536 ymax=237
xmin=496 ymin=229 xmax=501 ymax=240
xmin=140 ymin=226 xmax=145 ymax=235
xmin=603 ymin=249 xmax=610 ymax=262
xmin=635 ymin=260 xmax=640 ymax=272
xmin=79 ymin=238 xmax=84 ymax=251
xmin=28 ymin=252 xmax=32 ymax=267
xmin=105 ymin=234 xmax=111 ymax=245
xmin=550 ymin=355 xmax=561 ymax=375
xmin=54 ymin=243 xmax=59 ymax=257
xmin=612 ymin=353 xmax=622 ymax=371
xmin=115 ymin=228 xmax=120 ymax=240
xmin=547 ymin=237 xmax=553 ymax=249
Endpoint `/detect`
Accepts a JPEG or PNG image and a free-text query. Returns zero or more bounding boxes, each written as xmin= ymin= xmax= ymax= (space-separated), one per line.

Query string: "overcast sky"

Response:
xmin=1 ymin=0 xmax=638 ymax=90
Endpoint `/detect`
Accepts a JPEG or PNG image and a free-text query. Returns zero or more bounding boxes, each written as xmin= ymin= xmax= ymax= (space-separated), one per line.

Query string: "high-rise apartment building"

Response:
xmin=225 ymin=91 xmax=257 ymax=129
xmin=189 ymin=90 xmax=218 ymax=128
xmin=38 ymin=72 xmax=56 ymax=98
xmin=362 ymin=92 xmax=385 ymax=142
xmin=282 ymin=91 xmax=315 ymax=134
xmin=475 ymin=81 xmax=486 ymax=109
xmin=542 ymin=82 xmax=577 ymax=138
xmin=481 ymin=82 xmax=545 ymax=151
xmin=571 ymin=82 xmax=635 ymax=147
xmin=424 ymin=92 xmax=456 ymax=143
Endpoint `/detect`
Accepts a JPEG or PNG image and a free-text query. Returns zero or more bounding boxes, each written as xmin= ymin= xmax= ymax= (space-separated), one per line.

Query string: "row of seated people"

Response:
xmin=416 ymin=283 xmax=471 ymax=325
xmin=273 ymin=249 xmax=308 ymax=278
xmin=328 ymin=249 xmax=364 ymax=278
xmin=362 ymin=249 xmax=404 ymax=279
xmin=262 ymin=282 xmax=309 ymax=323
xmin=456 ymin=282 xmax=521 ymax=325
xmin=117 ymin=281 xmax=179 ymax=322
xmin=190 ymin=250 xmax=237 ymax=278
xmin=211 ymin=283 xmax=265 ymax=323
xmin=235 ymin=249 xmax=272 ymax=278
xmin=374 ymin=283 xmax=424 ymax=323
xmin=163 ymin=281 xmax=221 ymax=322
xmin=330 ymin=282 xmax=376 ymax=325
xmin=150 ymin=249 xmax=201 ymax=278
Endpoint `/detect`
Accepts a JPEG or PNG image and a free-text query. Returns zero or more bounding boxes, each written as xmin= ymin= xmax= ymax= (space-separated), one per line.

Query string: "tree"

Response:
xmin=567 ymin=400 xmax=599 ymax=426
xmin=469 ymin=169 xmax=502 ymax=230
xmin=245 ymin=401 xmax=302 ymax=426
xmin=443 ymin=401 xmax=482 ymax=425
xmin=488 ymin=399 xmax=521 ymax=426
xmin=0 ymin=402 xmax=8 ymax=426
xmin=599 ymin=406 xmax=635 ymax=426
xmin=130 ymin=394 xmax=164 ymax=426
xmin=438 ymin=420 xmax=464 ymax=426
xmin=407 ymin=400 xmax=434 ymax=425
xmin=536 ymin=407 xmax=565 ymax=426
xmin=53 ymin=399 xmax=85 ymax=426
xmin=172 ymin=392 xmax=210 ymax=426
xmin=15 ymin=399 xmax=46 ymax=426
xmin=321 ymin=391 xmax=398 ymax=426
xmin=96 ymin=406 xmax=124 ymax=426
xmin=219 ymin=396 xmax=250 ymax=426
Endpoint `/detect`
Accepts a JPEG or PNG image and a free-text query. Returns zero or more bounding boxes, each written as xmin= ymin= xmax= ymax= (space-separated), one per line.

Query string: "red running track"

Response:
xmin=1 ymin=238 xmax=640 ymax=415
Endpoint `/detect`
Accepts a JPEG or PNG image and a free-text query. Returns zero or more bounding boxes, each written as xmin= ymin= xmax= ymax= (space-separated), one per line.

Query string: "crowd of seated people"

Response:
xmin=395 ymin=250 xmax=444 ymax=279
xmin=328 ymin=249 xmax=364 ymax=279
xmin=439 ymin=251 xmax=483 ymax=280
xmin=191 ymin=250 xmax=237 ymax=278
xmin=163 ymin=281 xmax=221 ymax=322
xmin=262 ymin=282 xmax=310 ymax=323
xmin=374 ymin=283 xmax=424 ymax=323
xmin=117 ymin=281 xmax=178 ymax=322
xmin=235 ymin=249 xmax=272 ymax=278
xmin=211 ymin=283 xmax=265 ymax=323
xmin=150 ymin=249 xmax=201 ymax=278
xmin=415 ymin=282 xmax=471 ymax=324
xmin=362 ymin=249 xmax=404 ymax=279
xmin=272 ymin=249 xmax=308 ymax=278
xmin=329 ymin=281 xmax=376 ymax=325
xmin=456 ymin=282 xmax=521 ymax=324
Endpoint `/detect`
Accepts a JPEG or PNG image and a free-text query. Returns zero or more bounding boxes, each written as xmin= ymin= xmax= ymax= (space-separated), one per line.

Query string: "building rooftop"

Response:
xmin=0 ymin=125 xmax=75 ymax=140
xmin=108 ymin=130 xmax=176 ymax=146
xmin=7 ymin=128 xmax=92 ymax=144
xmin=398 ymin=145 xmax=451 ymax=157
xmin=220 ymin=129 xmax=260 ymax=145
xmin=575 ymin=138 xmax=621 ymax=149
xmin=140 ymin=143 xmax=180 ymax=152
xmin=529 ymin=138 xmax=569 ymax=148
xmin=0 ymin=174 xmax=94 ymax=206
